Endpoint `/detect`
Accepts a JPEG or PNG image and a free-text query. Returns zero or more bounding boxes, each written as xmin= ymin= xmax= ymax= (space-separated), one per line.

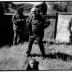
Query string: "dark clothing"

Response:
xmin=69 ymin=20 xmax=72 ymax=44
xmin=13 ymin=30 xmax=23 ymax=45
xmin=27 ymin=14 xmax=45 ymax=35
xmin=26 ymin=64 xmax=39 ymax=71
xmin=27 ymin=34 xmax=45 ymax=56
xmin=69 ymin=20 xmax=72 ymax=33
xmin=30 ymin=14 xmax=44 ymax=35
xmin=35 ymin=2 xmax=47 ymax=15
xmin=12 ymin=14 xmax=25 ymax=31
xmin=70 ymin=35 xmax=72 ymax=44
xmin=26 ymin=14 xmax=47 ymax=56
xmin=12 ymin=14 xmax=25 ymax=45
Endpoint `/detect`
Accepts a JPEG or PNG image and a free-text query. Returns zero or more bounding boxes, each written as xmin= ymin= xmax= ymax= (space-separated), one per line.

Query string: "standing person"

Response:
xmin=12 ymin=8 xmax=25 ymax=45
xmin=26 ymin=7 xmax=50 ymax=57
xmin=68 ymin=18 xmax=72 ymax=44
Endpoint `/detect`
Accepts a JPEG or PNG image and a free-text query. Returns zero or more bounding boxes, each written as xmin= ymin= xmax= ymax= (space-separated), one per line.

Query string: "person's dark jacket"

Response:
xmin=26 ymin=14 xmax=50 ymax=36
xmin=12 ymin=14 xmax=26 ymax=31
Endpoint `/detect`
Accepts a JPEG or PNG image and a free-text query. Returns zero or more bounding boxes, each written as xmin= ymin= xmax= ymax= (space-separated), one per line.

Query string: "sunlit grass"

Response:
xmin=0 ymin=42 xmax=72 ymax=70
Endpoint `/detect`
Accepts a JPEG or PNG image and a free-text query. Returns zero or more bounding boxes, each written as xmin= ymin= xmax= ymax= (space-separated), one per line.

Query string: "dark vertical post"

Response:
xmin=54 ymin=12 xmax=58 ymax=39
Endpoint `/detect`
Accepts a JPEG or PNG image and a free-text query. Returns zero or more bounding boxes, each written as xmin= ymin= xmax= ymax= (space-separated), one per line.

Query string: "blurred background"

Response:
xmin=1 ymin=2 xmax=72 ymax=15
xmin=0 ymin=1 xmax=72 ymax=46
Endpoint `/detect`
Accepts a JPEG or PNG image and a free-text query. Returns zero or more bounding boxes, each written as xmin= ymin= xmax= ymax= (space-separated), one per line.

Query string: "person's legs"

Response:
xmin=18 ymin=31 xmax=22 ymax=44
xmin=36 ymin=35 xmax=45 ymax=57
xmin=38 ymin=40 xmax=45 ymax=57
xmin=13 ymin=30 xmax=17 ymax=45
xmin=26 ymin=35 xmax=35 ymax=56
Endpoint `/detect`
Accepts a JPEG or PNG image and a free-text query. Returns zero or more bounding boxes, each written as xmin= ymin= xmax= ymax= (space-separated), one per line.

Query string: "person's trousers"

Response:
xmin=27 ymin=34 xmax=45 ymax=56
xmin=13 ymin=30 xmax=22 ymax=45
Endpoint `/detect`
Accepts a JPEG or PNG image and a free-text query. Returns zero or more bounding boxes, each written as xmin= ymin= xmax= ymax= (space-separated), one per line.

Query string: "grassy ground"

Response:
xmin=2 ymin=2 xmax=72 ymax=71
xmin=0 ymin=42 xmax=72 ymax=70
xmin=0 ymin=17 xmax=71 ymax=71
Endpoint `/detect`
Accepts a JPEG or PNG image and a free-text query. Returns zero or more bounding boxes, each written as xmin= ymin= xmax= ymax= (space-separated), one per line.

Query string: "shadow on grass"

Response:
xmin=46 ymin=52 xmax=72 ymax=61
xmin=30 ymin=52 xmax=72 ymax=61
xmin=42 ymin=41 xmax=71 ymax=45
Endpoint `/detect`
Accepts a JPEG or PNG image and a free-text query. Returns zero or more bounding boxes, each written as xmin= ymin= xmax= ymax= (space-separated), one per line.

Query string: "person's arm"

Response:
xmin=12 ymin=15 xmax=18 ymax=24
xmin=12 ymin=15 xmax=18 ymax=31
xmin=12 ymin=15 xmax=15 ymax=24
xmin=26 ymin=17 xmax=32 ymax=35
xmin=44 ymin=18 xmax=50 ymax=29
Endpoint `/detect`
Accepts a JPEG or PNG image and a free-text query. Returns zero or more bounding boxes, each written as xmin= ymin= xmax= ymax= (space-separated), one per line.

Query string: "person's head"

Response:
xmin=29 ymin=59 xmax=35 ymax=68
xmin=31 ymin=7 xmax=39 ymax=17
xmin=29 ymin=59 xmax=39 ymax=68
xmin=34 ymin=1 xmax=47 ymax=15
xmin=17 ymin=8 xmax=23 ymax=15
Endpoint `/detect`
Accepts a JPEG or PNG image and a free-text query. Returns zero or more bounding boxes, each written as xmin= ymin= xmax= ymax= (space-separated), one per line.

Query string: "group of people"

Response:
xmin=12 ymin=2 xmax=50 ymax=57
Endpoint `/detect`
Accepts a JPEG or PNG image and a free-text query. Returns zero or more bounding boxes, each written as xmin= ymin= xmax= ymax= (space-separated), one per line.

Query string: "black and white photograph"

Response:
xmin=0 ymin=1 xmax=72 ymax=71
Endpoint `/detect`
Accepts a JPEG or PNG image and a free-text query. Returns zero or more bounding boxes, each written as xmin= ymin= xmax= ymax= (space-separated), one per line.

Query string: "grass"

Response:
xmin=0 ymin=42 xmax=72 ymax=70
xmin=1 ymin=2 xmax=72 ymax=70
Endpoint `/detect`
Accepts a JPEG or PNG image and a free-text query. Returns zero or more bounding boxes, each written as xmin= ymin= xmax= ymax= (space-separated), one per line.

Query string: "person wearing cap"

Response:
xmin=26 ymin=6 xmax=50 ymax=57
